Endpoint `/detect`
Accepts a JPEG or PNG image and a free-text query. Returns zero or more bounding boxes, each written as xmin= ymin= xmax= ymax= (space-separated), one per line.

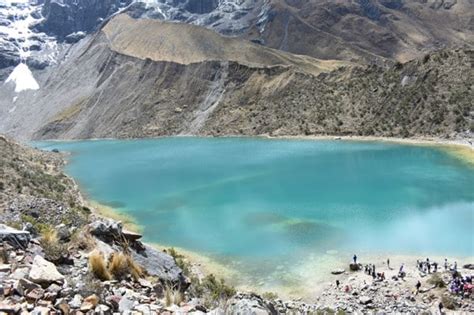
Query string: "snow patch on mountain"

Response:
xmin=5 ymin=62 xmax=39 ymax=92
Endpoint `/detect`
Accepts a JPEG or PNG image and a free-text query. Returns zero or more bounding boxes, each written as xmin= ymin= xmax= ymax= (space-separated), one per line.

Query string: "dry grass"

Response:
xmin=164 ymin=285 xmax=184 ymax=307
xmin=0 ymin=246 xmax=8 ymax=264
xmin=40 ymin=227 xmax=64 ymax=262
xmin=108 ymin=252 xmax=143 ymax=281
xmin=69 ymin=230 xmax=96 ymax=251
xmin=89 ymin=251 xmax=111 ymax=281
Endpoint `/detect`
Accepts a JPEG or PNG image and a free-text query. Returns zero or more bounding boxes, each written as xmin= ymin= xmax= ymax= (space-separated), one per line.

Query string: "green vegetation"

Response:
xmin=427 ymin=273 xmax=446 ymax=288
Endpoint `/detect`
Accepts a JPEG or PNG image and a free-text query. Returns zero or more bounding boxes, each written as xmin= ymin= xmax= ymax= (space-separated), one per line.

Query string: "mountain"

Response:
xmin=1 ymin=0 xmax=472 ymax=81
xmin=0 ymin=14 xmax=471 ymax=141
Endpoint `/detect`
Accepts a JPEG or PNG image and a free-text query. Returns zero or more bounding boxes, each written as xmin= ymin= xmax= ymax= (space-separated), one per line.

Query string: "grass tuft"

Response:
xmin=89 ymin=251 xmax=111 ymax=281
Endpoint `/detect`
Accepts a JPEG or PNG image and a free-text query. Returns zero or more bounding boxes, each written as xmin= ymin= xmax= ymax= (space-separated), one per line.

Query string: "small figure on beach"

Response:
xmin=444 ymin=258 xmax=448 ymax=271
xmin=433 ymin=262 xmax=438 ymax=273
xmin=439 ymin=302 xmax=444 ymax=314
xmin=399 ymin=263 xmax=406 ymax=279
xmin=353 ymin=254 xmax=357 ymax=264
xmin=387 ymin=258 xmax=390 ymax=269
xmin=415 ymin=280 xmax=421 ymax=295
xmin=336 ymin=279 xmax=340 ymax=288
xmin=454 ymin=261 xmax=457 ymax=271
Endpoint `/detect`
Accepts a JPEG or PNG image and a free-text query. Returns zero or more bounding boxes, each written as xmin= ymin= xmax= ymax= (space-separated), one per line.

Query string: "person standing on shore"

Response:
xmin=336 ymin=279 xmax=340 ymax=289
xmin=444 ymin=258 xmax=448 ymax=271
xmin=387 ymin=258 xmax=390 ymax=269
xmin=353 ymin=254 xmax=357 ymax=264
xmin=415 ymin=281 xmax=421 ymax=295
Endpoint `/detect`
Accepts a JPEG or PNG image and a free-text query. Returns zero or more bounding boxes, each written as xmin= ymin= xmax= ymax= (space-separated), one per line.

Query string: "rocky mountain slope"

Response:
xmin=0 ymin=13 xmax=472 ymax=141
xmin=1 ymin=0 xmax=472 ymax=80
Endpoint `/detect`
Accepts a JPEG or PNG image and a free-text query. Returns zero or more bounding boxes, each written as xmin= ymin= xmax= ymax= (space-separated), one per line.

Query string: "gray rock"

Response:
xmin=119 ymin=295 xmax=135 ymax=312
xmin=69 ymin=294 xmax=83 ymax=309
xmin=28 ymin=255 xmax=65 ymax=286
xmin=226 ymin=293 xmax=277 ymax=315
xmin=56 ymin=224 xmax=71 ymax=242
xmin=331 ymin=269 xmax=345 ymax=275
xmin=359 ymin=296 xmax=373 ymax=305
xmin=131 ymin=244 xmax=188 ymax=288
xmin=89 ymin=219 xmax=123 ymax=242
xmin=0 ymin=224 xmax=31 ymax=249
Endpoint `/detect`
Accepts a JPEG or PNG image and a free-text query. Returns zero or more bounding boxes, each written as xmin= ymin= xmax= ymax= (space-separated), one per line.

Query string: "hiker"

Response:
xmin=336 ymin=279 xmax=340 ymax=288
xmin=387 ymin=258 xmax=390 ymax=269
xmin=439 ymin=302 xmax=444 ymax=314
xmin=372 ymin=264 xmax=376 ymax=274
xmin=454 ymin=261 xmax=457 ymax=272
xmin=427 ymin=262 xmax=431 ymax=273
xmin=416 ymin=280 xmax=421 ymax=294
xmin=444 ymin=258 xmax=448 ymax=271
xmin=433 ymin=262 xmax=438 ymax=273
xmin=353 ymin=254 xmax=357 ymax=264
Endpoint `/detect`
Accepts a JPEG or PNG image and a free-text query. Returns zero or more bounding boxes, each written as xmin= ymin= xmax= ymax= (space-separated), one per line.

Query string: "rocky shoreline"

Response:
xmin=1 ymin=135 xmax=473 ymax=314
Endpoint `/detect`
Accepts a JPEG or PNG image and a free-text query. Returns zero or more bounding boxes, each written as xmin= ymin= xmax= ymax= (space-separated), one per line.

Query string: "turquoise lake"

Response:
xmin=36 ymin=138 xmax=474 ymax=292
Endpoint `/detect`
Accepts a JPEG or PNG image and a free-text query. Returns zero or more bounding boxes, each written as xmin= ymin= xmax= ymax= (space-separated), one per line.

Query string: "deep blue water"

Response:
xmin=36 ymin=138 xmax=474 ymax=269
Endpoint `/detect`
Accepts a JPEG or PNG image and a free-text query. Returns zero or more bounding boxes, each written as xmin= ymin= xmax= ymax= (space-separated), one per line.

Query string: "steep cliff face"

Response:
xmin=0 ymin=15 xmax=471 ymax=141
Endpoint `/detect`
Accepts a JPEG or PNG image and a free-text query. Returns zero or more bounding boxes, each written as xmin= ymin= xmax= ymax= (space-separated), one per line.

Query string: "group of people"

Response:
xmin=449 ymin=273 xmax=473 ymax=297
xmin=416 ymin=258 xmax=459 ymax=274
xmin=416 ymin=258 xmax=438 ymax=274
xmin=362 ymin=263 xmax=386 ymax=281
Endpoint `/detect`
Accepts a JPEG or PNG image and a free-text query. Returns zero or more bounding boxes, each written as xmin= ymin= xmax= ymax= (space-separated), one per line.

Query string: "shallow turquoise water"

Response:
xmin=36 ymin=138 xmax=474 ymax=283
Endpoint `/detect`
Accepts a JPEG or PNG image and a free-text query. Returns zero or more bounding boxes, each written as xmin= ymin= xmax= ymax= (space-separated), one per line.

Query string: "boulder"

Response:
xmin=89 ymin=219 xmax=123 ymax=243
xmin=123 ymin=229 xmax=142 ymax=242
xmin=28 ymin=255 xmax=65 ymax=286
xmin=349 ymin=263 xmax=362 ymax=271
xmin=331 ymin=269 xmax=345 ymax=275
xmin=131 ymin=244 xmax=189 ymax=288
xmin=226 ymin=293 xmax=277 ymax=315
xmin=0 ymin=224 xmax=31 ymax=249
xmin=56 ymin=224 xmax=72 ymax=242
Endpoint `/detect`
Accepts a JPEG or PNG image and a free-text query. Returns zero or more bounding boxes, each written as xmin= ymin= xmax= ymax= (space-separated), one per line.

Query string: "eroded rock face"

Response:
xmin=36 ymin=0 xmax=132 ymax=40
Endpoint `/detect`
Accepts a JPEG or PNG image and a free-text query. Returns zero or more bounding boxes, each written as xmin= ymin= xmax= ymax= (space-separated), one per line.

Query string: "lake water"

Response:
xmin=36 ymin=138 xmax=474 ymax=294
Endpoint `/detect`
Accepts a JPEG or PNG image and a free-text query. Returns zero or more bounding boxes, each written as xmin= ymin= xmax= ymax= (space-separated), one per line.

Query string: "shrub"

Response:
xmin=0 ymin=247 xmax=8 ymax=264
xmin=167 ymin=248 xmax=191 ymax=276
xmin=262 ymin=292 xmax=278 ymax=300
xmin=69 ymin=230 xmax=96 ymax=251
xmin=202 ymin=274 xmax=236 ymax=302
xmin=108 ymin=252 xmax=143 ymax=281
xmin=164 ymin=285 xmax=184 ymax=306
xmin=441 ymin=294 xmax=457 ymax=310
xmin=40 ymin=227 xmax=65 ymax=263
xmin=108 ymin=252 xmax=128 ymax=280
xmin=89 ymin=251 xmax=111 ymax=281
xmin=427 ymin=273 xmax=445 ymax=288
